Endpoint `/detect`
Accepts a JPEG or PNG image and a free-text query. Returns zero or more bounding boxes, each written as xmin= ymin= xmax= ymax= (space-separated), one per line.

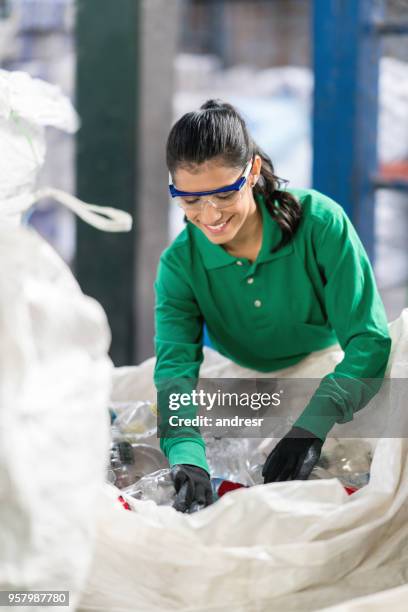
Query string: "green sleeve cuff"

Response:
xmin=167 ymin=439 xmax=210 ymax=474
xmin=293 ymin=412 xmax=337 ymax=442
xmin=294 ymin=371 xmax=389 ymax=442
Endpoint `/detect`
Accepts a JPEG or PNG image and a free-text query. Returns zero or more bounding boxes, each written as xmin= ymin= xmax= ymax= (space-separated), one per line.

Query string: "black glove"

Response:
xmin=262 ymin=426 xmax=323 ymax=483
xmin=171 ymin=464 xmax=213 ymax=513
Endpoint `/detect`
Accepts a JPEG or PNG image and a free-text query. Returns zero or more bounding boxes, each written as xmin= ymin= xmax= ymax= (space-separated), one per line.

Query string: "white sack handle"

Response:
xmin=33 ymin=187 xmax=133 ymax=232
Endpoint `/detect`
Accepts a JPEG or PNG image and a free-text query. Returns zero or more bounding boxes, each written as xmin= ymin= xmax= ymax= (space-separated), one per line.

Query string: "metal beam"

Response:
xmin=135 ymin=0 xmax=179 ymax=362
xmin=75 ymin=0 xmax=139 ymax=366
xmin=312 ymin=0 xmax=384 ymax=261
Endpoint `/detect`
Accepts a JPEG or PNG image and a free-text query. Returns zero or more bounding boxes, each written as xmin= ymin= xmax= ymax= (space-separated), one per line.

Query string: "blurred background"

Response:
xmin=1 ymin=0 xmax=407 ymax=365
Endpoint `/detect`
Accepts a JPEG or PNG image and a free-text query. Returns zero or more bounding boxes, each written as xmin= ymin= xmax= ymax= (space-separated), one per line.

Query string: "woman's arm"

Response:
xmin=294 ymin=196 xmax=392 ymax=440
xmin=154 ymin=252 xmax=209 ymax=472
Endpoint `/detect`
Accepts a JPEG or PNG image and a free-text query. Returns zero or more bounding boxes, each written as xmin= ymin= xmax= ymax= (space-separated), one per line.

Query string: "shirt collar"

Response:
xmin=191 ymin=193 xmax=285 ymax=270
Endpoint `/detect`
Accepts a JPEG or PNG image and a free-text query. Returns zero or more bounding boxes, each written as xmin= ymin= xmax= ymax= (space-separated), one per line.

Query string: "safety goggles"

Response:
xmin=168 ymin=159 xmax=253 ymax=212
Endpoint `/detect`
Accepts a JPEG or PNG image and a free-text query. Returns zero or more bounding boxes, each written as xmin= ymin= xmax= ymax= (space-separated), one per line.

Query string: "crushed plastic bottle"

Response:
xmin=315 ymin=439 xmax=372 ymax=489
xmin=204 ymin=435 xmax=258 ymax=485
xmin=109 ymin=401 xmax=157 ymax=443
xmin=108 ymin=441 xmax=168 ymax=490
xmin=124 ymin=468 xmax=176 ymax=506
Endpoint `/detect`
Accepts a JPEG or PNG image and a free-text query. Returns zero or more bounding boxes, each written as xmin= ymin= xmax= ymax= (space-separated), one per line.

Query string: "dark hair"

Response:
xmin=166 ymin=99 xmax=302 ymax=252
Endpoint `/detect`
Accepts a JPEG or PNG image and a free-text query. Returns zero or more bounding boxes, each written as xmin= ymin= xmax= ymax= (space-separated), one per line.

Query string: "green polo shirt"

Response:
xmin=154 ymin=188 xmax=391 ymax=473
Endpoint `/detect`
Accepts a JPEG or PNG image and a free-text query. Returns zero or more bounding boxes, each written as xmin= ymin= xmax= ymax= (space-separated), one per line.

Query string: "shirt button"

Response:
xmin=254 ymin=299 xmax=262 ymax=308
xmin=236 ymin=260 xmax=243 ymax=266
xmin=247 ymin=277 xmax=254 ymax=284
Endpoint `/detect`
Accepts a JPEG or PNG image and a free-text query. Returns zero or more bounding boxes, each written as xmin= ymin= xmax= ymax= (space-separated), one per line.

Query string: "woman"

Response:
xmin=154 ymin=99 xmax=391 ymax=513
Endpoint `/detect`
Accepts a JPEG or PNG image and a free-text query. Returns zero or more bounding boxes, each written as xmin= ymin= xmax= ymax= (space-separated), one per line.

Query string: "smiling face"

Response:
xmin=173 ymin=156 xmax=262 ymax=248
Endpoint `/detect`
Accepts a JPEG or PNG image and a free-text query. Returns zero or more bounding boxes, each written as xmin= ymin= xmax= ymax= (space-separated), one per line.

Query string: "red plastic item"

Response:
xmin=217 ymin=480 xmax=247 ymax=497
xmin=217 ymin=481 xmax=359 ymax=498
xmin=118 ymin=495 xmax=132 ymax=511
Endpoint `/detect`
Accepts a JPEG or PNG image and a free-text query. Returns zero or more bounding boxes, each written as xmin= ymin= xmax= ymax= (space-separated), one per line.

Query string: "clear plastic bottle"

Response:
xmin=315 ymin=439 xmax=372 ymax=489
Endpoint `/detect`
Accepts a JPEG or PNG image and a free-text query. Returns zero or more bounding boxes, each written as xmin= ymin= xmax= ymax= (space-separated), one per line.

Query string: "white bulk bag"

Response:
xmin=321 ymin=583 xmax=408 ymax=611
xmin=0 ymin=69 xmax=132 ymax=611
xmin=79 ymin=310 xmax=408 ymax=611
xmin=0 ymin=228 xmax=112 ymax=611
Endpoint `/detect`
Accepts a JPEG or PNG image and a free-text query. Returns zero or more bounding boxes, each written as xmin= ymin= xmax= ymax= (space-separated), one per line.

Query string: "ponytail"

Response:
xmin=253 ymin=146 xmax=302 ymax=252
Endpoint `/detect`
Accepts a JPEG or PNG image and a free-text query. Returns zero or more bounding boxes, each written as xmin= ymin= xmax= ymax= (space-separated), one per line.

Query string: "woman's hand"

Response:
xmin=262 ymin=427 xmax=323 ymax=483
xmin=171 ymin=464 xmax=213 ymax=513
